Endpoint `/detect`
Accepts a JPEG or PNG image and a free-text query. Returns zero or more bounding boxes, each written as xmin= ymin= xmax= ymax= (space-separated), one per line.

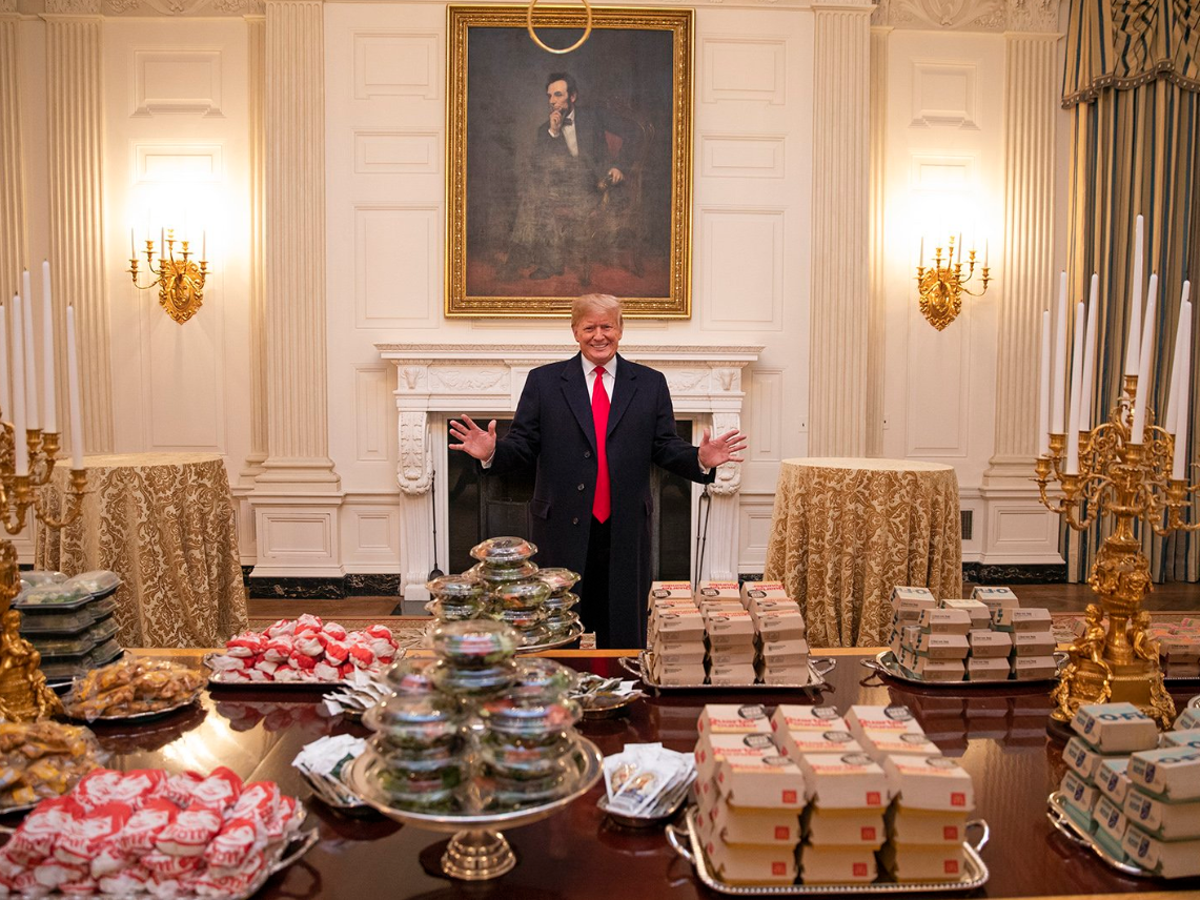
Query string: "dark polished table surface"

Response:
xmin=52 ymin=649 xmax=1200 ymax=900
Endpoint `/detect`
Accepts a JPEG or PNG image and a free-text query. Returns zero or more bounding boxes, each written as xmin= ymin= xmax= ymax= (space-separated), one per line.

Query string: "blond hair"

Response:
xmin=571 ymin=293 xmax=623 ymax=329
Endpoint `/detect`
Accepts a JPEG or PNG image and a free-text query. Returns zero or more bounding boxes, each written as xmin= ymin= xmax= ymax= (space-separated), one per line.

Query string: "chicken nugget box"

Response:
xmin=801 ymin=846 xmax=877 ymax=884
xmin=845 ymin=705 xmax=924 ymax=739
xmin=1160 ymin=729 xmax=1200 ymax=751
xmin=907 ymin=657 xmax=966 ymax=682
xmin=802 ymin=806 xmax=885 ymax=847
xmin=1010 ymin=631 xmax=1056 ymax=656
xmin=757 ymin=665 xmax=812 ymax=687
xmin=877 ymin=842 xmax=966 ymax=882
xmin=939 ymin=598 xmax=991 ymax=630
xmin=710 ymin=800 xmax=802 ymax=846
xmin=716 ymin=754 xmax=807 ymax=809
xmin=648 ymin=581 xmax=693 ymax=603
xmin=1011 ymin=655 xmax=1057 ymax=680
xmin=699 ymin=704 xmax=773 ymax=736
xmin=884 ymin=756 xmax=974 ymax=811
xmin=971 ymin=586 xmax=1020 ymax=620
xmin=797 ymin=753 xmax=889 ymax=810
xmin=1127 ymin=746 xmax=1200 ymax=800
xmin=1064 ymin=735 xmax=1114 ymax=782
xmin=777 ymin=730 xmax=862 ymax=759
xmin=740 ymin=580 xmax=790 ymax=605
xmin=886 ymin=806 xmax=969 ymax=845
xmin=771 ymin=704 xmax=848 ymax=734
xmin=1072 ymin=703 xmax=1160 ymax=753
xmin=862 ymin=733 xmax=943 ymax=759
xmin=1123 ymin=787 xmax=1200 ymax=839
xmin=915 ymin=633 xmax=970 ymax=660
xmin=755 ymin=610 xmax=807 ymax=642
xmin=651 ymin=639 xmax=706 ymax=665
xmin=650 ymin=656 xmax=706 ymax=685
xmin=696 ymin=581 xmax=741 ymax=602
xmin=1096 ymin=757 xmax=1131 ymax=807
xmin=967 ymin=630 xmax=1013 ymax=658
xmin=708 ymin=662 xmax=759 ymax=685
xmin=966 ymin=658 xmax=1011 ymax=682
xmin=993 ymin=607 xmax=1053 ymax=633
xmin=917 ymin=608 xmax=972 ymax=635
xmin=702 ymin=832 xmax=799 ymax=885
xmin=696 ymin=732 xmax=779 ymax=783
xmin=760 ymin=638 xmax=810 ymax=667
xmin=1122 ymin=825 xmax=1200 ymax=878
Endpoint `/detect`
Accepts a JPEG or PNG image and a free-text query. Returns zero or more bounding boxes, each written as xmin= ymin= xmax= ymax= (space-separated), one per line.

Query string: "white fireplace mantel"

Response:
xmin=375 ymin=343 xmax=763 ymax=609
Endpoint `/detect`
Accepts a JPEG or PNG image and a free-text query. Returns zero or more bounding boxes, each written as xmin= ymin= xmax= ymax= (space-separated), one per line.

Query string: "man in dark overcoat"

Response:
xmin=449 ymin=294 xmax=747 ymax=647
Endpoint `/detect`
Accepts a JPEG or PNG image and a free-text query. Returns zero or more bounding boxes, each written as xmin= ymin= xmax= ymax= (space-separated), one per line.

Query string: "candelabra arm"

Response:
xmin=31 ymin=470 xmax=87 ymax=530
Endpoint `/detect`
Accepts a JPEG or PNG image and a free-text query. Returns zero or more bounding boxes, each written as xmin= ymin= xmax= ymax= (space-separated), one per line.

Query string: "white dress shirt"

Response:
xmin=561 ymin=110 xmax=579 ymax=157
xmin=582 ymin=354 xmax=616 ymax=402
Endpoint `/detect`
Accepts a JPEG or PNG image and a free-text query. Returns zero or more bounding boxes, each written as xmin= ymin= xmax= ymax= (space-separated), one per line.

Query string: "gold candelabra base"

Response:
xmin=0 ymin=544 xmax=62 ymax=721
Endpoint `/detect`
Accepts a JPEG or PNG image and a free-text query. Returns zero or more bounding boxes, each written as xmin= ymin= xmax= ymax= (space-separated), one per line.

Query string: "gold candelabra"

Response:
xmin=1035 ymin=374 xmax=1198 ymax=727
xmin=128 ymin=230 xmax=208 ymax=325
xmin=915 ymin=236 xmax=991 ymax=331
xmin=0 ymin=425 xmax=87 ymax=720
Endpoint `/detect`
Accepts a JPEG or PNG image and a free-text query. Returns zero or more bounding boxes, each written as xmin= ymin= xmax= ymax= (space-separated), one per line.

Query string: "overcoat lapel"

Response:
xmin=606 ymin=354 xmax=638 ymax=436
xmin=561 ymin=355 xmax=597 ymax=452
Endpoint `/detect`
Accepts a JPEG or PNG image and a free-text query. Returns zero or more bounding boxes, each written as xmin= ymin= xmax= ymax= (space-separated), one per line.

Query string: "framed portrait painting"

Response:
xmin=446 ymin=5 xmax=694 ymax=317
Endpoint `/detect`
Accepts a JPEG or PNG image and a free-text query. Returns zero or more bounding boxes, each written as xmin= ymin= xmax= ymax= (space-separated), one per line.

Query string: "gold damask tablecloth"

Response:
xmin=764 ymin=458 xmax=962 ymax=648
xmin=35 ymin=453 xmax=249 ymax=648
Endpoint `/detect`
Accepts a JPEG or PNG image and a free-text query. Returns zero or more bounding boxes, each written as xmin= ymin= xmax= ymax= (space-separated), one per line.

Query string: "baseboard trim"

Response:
xmin=962 ymin=562 xmax=1067 ymax=585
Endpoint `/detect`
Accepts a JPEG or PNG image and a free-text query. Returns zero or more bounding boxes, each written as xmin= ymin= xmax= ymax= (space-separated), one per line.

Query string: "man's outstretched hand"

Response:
xmin=698 ymin=428 xmax=748 ymax=470
xmin=449 ymin=414 xmax=497 ymax=461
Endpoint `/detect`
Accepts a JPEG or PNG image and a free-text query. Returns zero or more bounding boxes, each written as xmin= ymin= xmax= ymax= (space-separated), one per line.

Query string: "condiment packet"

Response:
xmin=292 ymin=735 xmax=366 ymax=780
xmin=603 ymin=743 xmax=695 ymax=817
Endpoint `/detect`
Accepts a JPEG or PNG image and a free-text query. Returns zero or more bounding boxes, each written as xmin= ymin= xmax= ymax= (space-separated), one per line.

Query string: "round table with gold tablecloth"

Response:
xmin=763 ymin=457 xmax=962 ymax=648
xmin=35 ymin=453 xmax=249 ymax=648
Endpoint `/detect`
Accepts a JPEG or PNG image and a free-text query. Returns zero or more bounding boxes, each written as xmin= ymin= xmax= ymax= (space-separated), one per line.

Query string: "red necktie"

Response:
xmin=592 ymin=367 xmax=611 ymax=522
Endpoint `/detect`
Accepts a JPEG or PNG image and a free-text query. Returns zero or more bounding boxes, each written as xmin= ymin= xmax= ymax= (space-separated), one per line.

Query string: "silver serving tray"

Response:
xmin=666 ymin=807 xmax=989 ymax=895
xmin=597 ymin=770 xmax=694 ymax=828
xmin=64 ymin=693 xmax=202 ymax=724
xmin=861 ymin=650 xmax=1066 ymax=689
xmin=1188 ymin=694 xmax=1199 ymax=710
xmin=204 ymin=651 xmax=405 ymax=690
xmin=1045 ymin=791 xmax=1158 ymax=878
xmin=620 ymin=653 xmax=835 ymax=694
xmin=0 ymin=805 xmax=319 ymax=899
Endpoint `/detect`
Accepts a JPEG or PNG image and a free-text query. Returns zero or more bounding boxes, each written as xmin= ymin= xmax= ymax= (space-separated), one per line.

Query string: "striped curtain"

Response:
xmin=1063 ymin=0 xmax=1200 ymax=583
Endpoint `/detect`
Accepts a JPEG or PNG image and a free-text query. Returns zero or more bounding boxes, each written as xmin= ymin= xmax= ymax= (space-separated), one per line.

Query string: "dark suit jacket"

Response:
xmin=487 ymin=353 xmax=713 ymax=647
xmin=536 ymin=107 xmax=641 ymax=188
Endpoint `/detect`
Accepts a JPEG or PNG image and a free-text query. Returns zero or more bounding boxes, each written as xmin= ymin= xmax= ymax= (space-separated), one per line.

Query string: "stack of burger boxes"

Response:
xmin=744 ymin=584 xmax=809 ymax=685
xmin=908 ymin=608 xmax=971 ymax=682
xmin=944 ymin=598 xmax=1013 ymax=682
xmin=701 ymin=583 xmax=757 ymax=685
xmin=970 ymin=586 xmax=1020 ymax=621
xmin=646 ymin=582 xmax=705 ymax=685
xmin=1121 ymin=727 xmax=1200 ymax=877
xmin=694 ymin=704 xmax=804 ymax=885
xmin=887 ymin=588 xmax=937 ymax=671
xmin=879 ymin=754 xmax=976 ymax=881
xmin=794 ymin=750 xmax=890 ymax=884
xmin=993 ymin=606 xmax=1056 ymax=681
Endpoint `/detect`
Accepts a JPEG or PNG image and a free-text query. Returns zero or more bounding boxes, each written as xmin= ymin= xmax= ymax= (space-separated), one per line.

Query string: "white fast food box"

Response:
xmin=1010 ymin=631 xmax=1056 ymax=656
xmin=1094 ymin=795 xmax=1129 ymax=848
xmin=706 ymin=611 xmax=756 ymax=644
xmin=1061 ymin=769 xmax=1100 ymax=816
xmin=651 ymin=657 xmax=706 ymax=685
xmin=1096 ymin=757 xmax=1131 ymax=807
xmin=878 ymin=843 xmax=966 ymax=883
xmin=698 ymin=704 xmax=773 ymax=736
xmin=709 ymin=663 xmax=758 ymax=685
xmin=1128 ymin=746 xmax=1200 ymax=800
xmin=760 ymin=638 xmax=810 ymax=666
xmin=648 ymin=581 xmax=693 ymax=603
xmin=702 ymin=832 xmax=798 ymax=885
xmin=1064 ymin=735 xmax=1114 ymax=782
xmin=695 ymin=732 xmax=779 ymax=784
xmin=909 ymin=657 xmax=965 ymax=681
xmin=845 ymin=705 xmax=922 ymax=739
xmin=708 ymin=645 xmax=757 ymax=667
xmin=740 ymin=581 xmax=790 ymax=604
xmin=967 ymin=630 xmax=1012 ymax=658
xmin=891 ymin=587 xmax=937 ymax=621
xmin=758 ymin=667 xmax=811 ymax=687
xmin=802 ymin=806 xmax=885 ymax=847
xmin=1011 ymin=655 xmax=1057 ymax=680
xmin=915 ymin=633 xmax=970 ymax=660
xmin=710 ymin=799 xmax=802 ymax=846
xmin=966 ymin=658 xmax=1010 ymax=682
xmin=970 ymin=586 xmax=1020 ymax=620
xmin=650 ymin=608 xmax=705 ymax=641
xmin=1122 ymin=825 xmax=1200 ymax=878
xmin=651 ymin=639 xmax=706 ymax=665
xmin=1160 ymin=729 xmax=1200 ymax=751
xmin=993 ymin=607 xmax=1053 ymax=633
xmin=696 ymin=581 xmax=740 ymax=602
xmin=862 ymin=733 xmax=943 ymax=759
xmin=771 ymin=705 xmax=848 ymax=734
xmin=797 ymin=753 xmax=890 ymax=810
xmin=886 ymin=806 xmax=969 ymax=845
xmin=1123 ymin=787 xmax=1200 ymax=839
xmin=755 ymin=610 xmax=807 ymax=642
xmin=776 ymin=730 xmax=862 ymax=759
xmin=716 ymin=754 xmax=807 ymax=809
xmin=801 ymin=846 xmax=877 ymax=884
xmin=917 ymin=608 xmax=972 ymax=635
xmin=1072 ymin=703 xmax=1160 ymax=753
xmin=649 ymin=596 xmax=698 ymax=613
xmin=699 ymin=600 xmax=746 ymax=617
xmin=749 ymin=599 xmax=803 ymax=620
xmin=1176 ymin=708 xmax=1200 ymax=731
xmin=939 ymin=598 xmax=991 ymax=630
xmin=883 ymin=756 xmax=974 ymax=812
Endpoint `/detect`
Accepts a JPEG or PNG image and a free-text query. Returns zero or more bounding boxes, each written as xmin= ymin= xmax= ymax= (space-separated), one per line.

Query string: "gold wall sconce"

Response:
xmin=915 ymin=235 xmax=991 ymax=331
xmin=128 ymin=229 xmax=208 ymax=325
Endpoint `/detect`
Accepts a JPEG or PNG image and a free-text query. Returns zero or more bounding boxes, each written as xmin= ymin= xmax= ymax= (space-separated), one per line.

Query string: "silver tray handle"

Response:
xmin=858 ymin=656 xmax=885 ymax=674
xmin=664 ymin=820 xmax=695 ymax=865
xmin=269 ymin=827 xmax=320 ymax=874
xmin=965 ymin=819 xmax=989 ymax=852
xmin=811 ymin=656 xmax=837 ymax=678
xmin=619 ymin=655 xmax=645 ymax=678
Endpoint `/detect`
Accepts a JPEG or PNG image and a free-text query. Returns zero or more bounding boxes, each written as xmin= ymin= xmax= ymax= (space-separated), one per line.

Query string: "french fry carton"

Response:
xmin=917 ymin=608 xmax=972 ymax=635
xmin=1122 ymin=825 xmax=1200 ymax=878
xmin=1127 ymin=746 xmax=1200 ymax=800
xmin=877 ymin=842 xmax=966 ymax=882
xmin=716 ymin=753 xmax=807 ymax=810
xmin=1160 ymin=729 xmax=1200 ymax=751
xmin=967 ymin=630 xmax=1012 ymax=658
xmin=1011 ymin=655 xmax=1058 ymax=680
xmin=755 ymin=610 xmax=807 ymax=642
xmin=708 ymin=662 xmax=758 ymax=686
xmin=883 ymin=756 xmax=974 ymax=811
xmin=739 ymin=580 xmax=790 ymax=606
xmin=696 ymin=580 xmax=740 ymax=602
xmin=1096 ymin=757 xmax=1131 ymax=807
xmin=993 ymin=607 xmax=1053 ymax=633
xmin=845 ymin=705 xmax=924 ymax=740
xmin=770 ymin=704 xmax=848 ymax=734
xmin=760 ymin=638 xmax=809 ymax=667
xmin=1072 ymin=703 xmax=1160 ymax=753
xmin=885 ymin=806 xmax=969 ymax=845
xmin=861 ymin=733 xmax=943 ymax=759
xmin=800 ymin=846 xmax=877 ymax=884
xmin=802 ymin=806 xmax=885 ymax=847
xmin=938 ymin=598 xmax=991 ymax=630
xmin=915 ymin=633 xmax=970 ymax=660
xmin=796 ymin=753 xmax=890 ymax=810
xmin=970 ymin=586 xmax=1020 ymax=621
xmin=695 ymin=731 xmax=779 ymax=784
xmin=710 ymin=799 xmax=802 ymax=846
xmin=775 ymin=729 xmax=862 ymax=760
xmin=1123 ymin=787 xmax=1200 ymax=839
xmin=1010 ymin=631 xmax=1056 ymax=656
xmin=698 ymin=704 xmax=773 ymax=736
xmin=648 ymin=581 xmax=693 ymax=604
xmin=1064 ymin=735 xmax=1117 ymax=782
xmin=965 ymin=658 xmax=1010 ymax=682
xmin=702 ymin=832 xmax=798 ymax=885
xmin=908 ymin=658 xmax=965 ymax=681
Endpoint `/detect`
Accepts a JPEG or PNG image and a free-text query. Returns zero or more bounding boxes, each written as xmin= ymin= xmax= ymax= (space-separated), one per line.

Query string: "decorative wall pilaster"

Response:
xmin=980 ymin=29 xmax=1061 ymax=562
xmin=45 ymin=6 xmax=114 ymax=454
xmin=257 ymin=0 xmax=336 ymax=490
xmin=809 ymin=0 xmax=873 ymax=457
xmin=0 ymin=12 xmax=26 ymax=310
xmin=867 ymin=26 xmax=891 ymax=458
xmin=240 ymin=13 xmax=267 ymax=484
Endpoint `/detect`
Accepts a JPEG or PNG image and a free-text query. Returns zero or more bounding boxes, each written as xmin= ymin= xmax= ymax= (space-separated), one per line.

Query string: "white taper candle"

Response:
xmin=66 ymin=305 xmax=83 ymax=470
xmin=1166 ymin=281 xmax=1191 ymax=434
xmin=41 ymin=260 xmax=56 ymax=433
xmin=0 ymin=302 xmax=8 ymax=421
xmin=1132 ymin=274 xmax=1159 ymax=442
xmin=1078 ymin=274 xmax=1100 ymax=432
xmin=1052 ymin=271 xmax=1069 ymax=433
xmin=20 ymin=269 xmax=37 ymax=431
xmin=1126 ymin=215 xmax=1144 ymax=376
xmin=1172 ymin=301 xmax=1192 ymax=480
xmin=1066 ymin=301 xmax=1086 ymax=475
xmin=11 ymin=295 xmax=27 ymax=477
xmin=1038 ymin=309 xmax=1051 ymax=457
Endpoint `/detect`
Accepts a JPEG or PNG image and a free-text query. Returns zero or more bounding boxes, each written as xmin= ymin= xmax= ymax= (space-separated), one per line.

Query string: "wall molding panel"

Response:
xmin=352 ymin=32 xmax=438 ymax=100
xmin=701 ymin=206 xmax=785 ymax=331
xmin=701 ymin=36 xmax=787 ymax=105
xmin=700 ymin=134 xmax=786 ymax=179
xmin=353 ymin=128 xmax=439 ymax=174
xmin=132 ymin=50 xmax=224 ymax=117
xmin=353 ymin=203 xmax=438 ymax=327
xmin=910 ymin=60 xmax=979 ymax=129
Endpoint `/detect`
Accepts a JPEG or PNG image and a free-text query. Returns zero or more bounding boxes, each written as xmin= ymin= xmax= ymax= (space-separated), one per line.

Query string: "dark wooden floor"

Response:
xmin=247 ymin=581 xmax=1200 ymax=619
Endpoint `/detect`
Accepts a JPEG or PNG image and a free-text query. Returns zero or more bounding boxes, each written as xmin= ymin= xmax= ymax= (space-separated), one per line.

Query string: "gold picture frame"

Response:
xmin=446 ymin=5 xmax=694 ymax=318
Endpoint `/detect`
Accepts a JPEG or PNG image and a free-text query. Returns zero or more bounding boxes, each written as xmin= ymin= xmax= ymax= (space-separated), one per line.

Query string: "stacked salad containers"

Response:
xmin=358 ymin=619 xmax=586 ymax=812
xmin=536 ymin=568 xmax=582 ymax=642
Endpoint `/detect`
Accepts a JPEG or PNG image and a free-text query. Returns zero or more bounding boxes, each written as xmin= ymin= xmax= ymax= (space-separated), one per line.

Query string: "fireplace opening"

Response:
xmin=444 ymin=420 xmax=694 ymax=579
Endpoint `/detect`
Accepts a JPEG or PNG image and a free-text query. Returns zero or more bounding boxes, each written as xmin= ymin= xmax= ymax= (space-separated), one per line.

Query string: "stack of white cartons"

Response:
xmin=696 ymin=580 xmax=742 ymax=608
xmin=1122 ymin=734 xmax=1200 ymax=877
xmin=888 ymin=588 xmax=937 ymax=668
xmin=993 ymin=606 xmax=1056 ymax=681
xmin=706 ymin=606 xmax=757 ymax=685
xmin=646 ymin=582 xmax=705 ymax=685
xmin=903 ymin=608 xmax=971 ymax=682
xmin=970 ymin=586 xmax=1020 ymax=622
xmin=794 ymin=749 xmax=890 ymax=884
xmin=770 ymin=706 xmax=860 ymax=759
xmin=845 ymin=705 xmax=942 ymax=760
xmin=693 ymin=704 xmax=804 ymax=886
xmin=752 ymin=602 xmax=808 ymax=685
xmin=880 ymin=755 xmax=975 ymax=881
xmin=940 ymin=598 xmax=1012 ymax=682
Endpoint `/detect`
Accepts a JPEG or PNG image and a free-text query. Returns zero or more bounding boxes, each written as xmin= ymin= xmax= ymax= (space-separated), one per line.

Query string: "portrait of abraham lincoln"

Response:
xmin=446 ymin=6 xmax=693 ymax=317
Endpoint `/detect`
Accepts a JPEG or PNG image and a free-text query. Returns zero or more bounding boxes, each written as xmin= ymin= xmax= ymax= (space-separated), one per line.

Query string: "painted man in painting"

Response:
xmin=502 ymin=72 xmax=643 ymax=285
